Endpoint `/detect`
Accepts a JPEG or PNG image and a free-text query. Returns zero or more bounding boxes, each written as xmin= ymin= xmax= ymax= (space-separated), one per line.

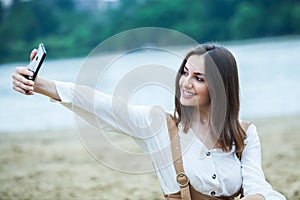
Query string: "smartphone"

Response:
xmin=25 ymin=43 xmax=47 ymax=81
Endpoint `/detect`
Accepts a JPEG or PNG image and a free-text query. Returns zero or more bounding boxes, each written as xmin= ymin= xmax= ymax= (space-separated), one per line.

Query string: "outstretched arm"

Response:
xmin=12 ymin=49 xmax=166 ymax=140
xmin=12 ymin=49 xmax=60 ymax=101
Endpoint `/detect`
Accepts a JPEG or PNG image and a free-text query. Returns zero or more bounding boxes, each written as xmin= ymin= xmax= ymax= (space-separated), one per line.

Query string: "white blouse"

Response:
xmin=53 ymin=81 xmax=286 ymax=200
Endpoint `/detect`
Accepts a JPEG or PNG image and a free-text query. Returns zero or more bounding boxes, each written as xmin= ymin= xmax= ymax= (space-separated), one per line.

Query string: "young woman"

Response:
xmin=12 ymin=44 xmax=286 ymax=200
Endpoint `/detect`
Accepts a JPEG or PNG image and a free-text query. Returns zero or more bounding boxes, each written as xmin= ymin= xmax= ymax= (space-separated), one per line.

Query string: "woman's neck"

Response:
xmin=191 ymin=105 xmax=211 ymax=125
xmin=189 ymin=106 xmax=218 ymax=149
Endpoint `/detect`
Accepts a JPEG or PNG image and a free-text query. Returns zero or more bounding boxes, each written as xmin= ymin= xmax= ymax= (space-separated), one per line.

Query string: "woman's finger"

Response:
xmin=13 ymin=85 xmax=26 ymax=94
xmin=12 ymin=72 xmax=34 ymax=86
xmin=13 ymin=85 xmax=33 ymax=95
xmin=12 ymin=66 xmax=35 ymax=95
xmin=26 ymin=90 xmax=34 ymax=95
xmin=12 ymin=73 xmax=34 ymax=87
xmin=12 ymin=50 xmax=37 ymax=96
xmin=12 ymin=78 xmax=34 ymax=91
xmin=12 ymin=80 xmax=27 ymax=95
xmin=14 ymin=66 xmax=34 ymax=77
xmin=30 ymin=49 xmax=37 ymax=62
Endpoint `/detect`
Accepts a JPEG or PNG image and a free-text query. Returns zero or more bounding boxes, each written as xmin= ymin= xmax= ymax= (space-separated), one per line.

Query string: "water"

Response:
xmin=228 ymin=39 xmax=300 ymax=117
xmin=0 ymin=58 xmax=83 ymax=133
xmin=1 ymin=39 xmax=300 ymax=133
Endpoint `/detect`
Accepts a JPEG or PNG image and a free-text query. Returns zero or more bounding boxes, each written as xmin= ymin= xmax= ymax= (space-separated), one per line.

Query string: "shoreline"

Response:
xmin=0 ymin=115 xmax=299 ymax=199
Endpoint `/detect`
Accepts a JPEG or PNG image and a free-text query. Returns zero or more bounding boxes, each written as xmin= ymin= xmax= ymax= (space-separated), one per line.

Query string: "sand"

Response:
xmin=0 ymin=115 xmax=299 ymax=200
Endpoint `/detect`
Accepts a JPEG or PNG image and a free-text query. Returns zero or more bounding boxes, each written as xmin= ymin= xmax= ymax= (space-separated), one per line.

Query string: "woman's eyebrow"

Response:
xmin=184 ymin=66 xmax=205 ymax=76
xmin=194 ymin=72 xmax=205 ymax=76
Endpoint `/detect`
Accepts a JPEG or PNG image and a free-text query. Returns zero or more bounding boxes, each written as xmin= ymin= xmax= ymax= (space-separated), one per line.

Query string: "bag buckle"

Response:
xmin=176 ymin=172 xmax=190 ymax=188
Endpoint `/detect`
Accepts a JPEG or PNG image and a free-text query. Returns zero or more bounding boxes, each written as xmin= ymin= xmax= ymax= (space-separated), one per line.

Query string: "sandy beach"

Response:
xmin=0 ymin=115 xmax=299 ymax=200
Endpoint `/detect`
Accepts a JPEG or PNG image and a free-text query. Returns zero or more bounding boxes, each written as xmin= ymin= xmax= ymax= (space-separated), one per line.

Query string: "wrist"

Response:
xmin=33 ymin=77 xmax=60 ymax=101
xmin=33 ymin=77 xmax=44 ymax=94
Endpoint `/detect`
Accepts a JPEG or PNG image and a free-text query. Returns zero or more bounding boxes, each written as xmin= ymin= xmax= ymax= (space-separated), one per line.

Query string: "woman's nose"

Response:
xmin=182 ymin=76 xmax=193 ymax=89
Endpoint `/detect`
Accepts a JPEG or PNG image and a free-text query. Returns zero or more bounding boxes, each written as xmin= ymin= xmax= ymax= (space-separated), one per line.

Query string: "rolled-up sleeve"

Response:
xmin=241 ymin=124 xmax=286 ymax=200
xmin=53 ymin=81 xmax=165 ymax=138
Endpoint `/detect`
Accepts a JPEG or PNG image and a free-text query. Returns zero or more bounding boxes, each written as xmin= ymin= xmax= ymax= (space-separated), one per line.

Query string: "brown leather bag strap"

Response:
xmin=166 ymin=115 xmax=192 ymax=200
xmin=166 ymin=116 xmax=250 ymax=200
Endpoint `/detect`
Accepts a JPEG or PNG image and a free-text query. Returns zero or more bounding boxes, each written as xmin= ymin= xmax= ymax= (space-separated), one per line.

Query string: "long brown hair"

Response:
xmin=173 ymin=44 xmax=246 ymax=155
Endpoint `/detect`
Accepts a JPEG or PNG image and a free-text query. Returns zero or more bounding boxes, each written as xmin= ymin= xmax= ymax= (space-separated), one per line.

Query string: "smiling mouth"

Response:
xmin=182 ymin=89 xmax=196 ymax=97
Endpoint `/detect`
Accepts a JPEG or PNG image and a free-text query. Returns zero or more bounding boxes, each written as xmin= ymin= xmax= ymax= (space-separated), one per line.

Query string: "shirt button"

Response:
xmin=210 ymin=191 xmax=216 ymax=196
xmin=212 ymin=174 xmax=217 ymax=179
xmin=206 ymin=151 xmax=211 ymax=156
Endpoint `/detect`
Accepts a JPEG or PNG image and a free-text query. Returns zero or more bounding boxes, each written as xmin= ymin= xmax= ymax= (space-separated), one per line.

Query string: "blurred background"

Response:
xmin=1 ymin=0 xmax=300 ymax=132
xmin=1 ymin=0 xmax=300 ymax=62
xmin=0 ymin=0 xmax=300 ymax=199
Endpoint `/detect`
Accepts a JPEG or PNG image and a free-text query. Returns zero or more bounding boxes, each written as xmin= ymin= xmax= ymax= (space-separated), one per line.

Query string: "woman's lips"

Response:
xmin=182 ymin=89 xmax=196 ymax=98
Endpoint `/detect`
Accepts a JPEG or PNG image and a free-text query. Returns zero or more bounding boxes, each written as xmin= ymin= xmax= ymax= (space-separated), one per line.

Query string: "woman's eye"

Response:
xmin=196 ymin=77 xmax=204 ymax=82
xmin=181 ymin=70 xmax=188 ymax=76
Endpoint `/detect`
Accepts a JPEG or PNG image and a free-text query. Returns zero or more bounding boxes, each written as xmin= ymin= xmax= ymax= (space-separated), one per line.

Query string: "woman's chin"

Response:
xmin=180 ymin=99 xmax=196 ymax=107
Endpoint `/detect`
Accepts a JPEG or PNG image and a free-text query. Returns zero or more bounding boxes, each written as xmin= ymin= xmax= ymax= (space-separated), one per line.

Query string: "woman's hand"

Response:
xmin=12 ymin=49 xmax=37 ymax=95
xmin=12 ymin=49 xmax=61 ymax=101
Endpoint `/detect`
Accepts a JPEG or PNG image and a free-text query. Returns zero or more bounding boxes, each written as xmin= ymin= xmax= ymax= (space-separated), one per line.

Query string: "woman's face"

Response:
xmin=179 ymin=55 xmax=211 ymax=109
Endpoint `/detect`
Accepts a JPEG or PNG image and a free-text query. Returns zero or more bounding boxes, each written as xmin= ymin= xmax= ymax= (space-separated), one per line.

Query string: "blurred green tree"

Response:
xmin=1 ymin=0 xmax=300 ymax=63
